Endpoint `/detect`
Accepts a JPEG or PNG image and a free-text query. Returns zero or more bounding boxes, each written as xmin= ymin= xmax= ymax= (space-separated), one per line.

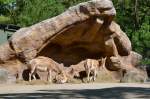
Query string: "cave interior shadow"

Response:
xmin=22 ymin=69 xmax=40 ymax=81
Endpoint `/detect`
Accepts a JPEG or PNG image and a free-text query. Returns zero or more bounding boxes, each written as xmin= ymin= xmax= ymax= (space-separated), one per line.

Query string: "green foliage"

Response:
xmin=113 ymin=0 xmax=150 ymax=35
xmin=0 ymin=0 xmax=15 ymax=4
xmin=140 ymin=59 xmax=150 ymax=65
xmin=132 ymin=17 xmax=150 ymax=58
xmin=113 ymin=0 xmax=150 ymax=61
xmin=0 ymin=0 xmax=17 ymax=24
xmin=1 ymin=0 xmax=89 ymax=26
xmin=60 ymin=0 xmax=88 ymax=8
xmin=16 ymin=0 xmax=65 ymax=26
xmin=0 ymin=15 xmax=11 ymax=24
xmin=15 ymin=0 xmax=89 ymax=26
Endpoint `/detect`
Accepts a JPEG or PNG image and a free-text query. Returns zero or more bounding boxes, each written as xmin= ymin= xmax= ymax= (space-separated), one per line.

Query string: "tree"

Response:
xmin=113 ymin=0 xmax=150 ymax=63
xmin=0 ymin=0 xmax=17 ymax=24
xmin=133 ymin=16 xmax=150 ymax=58
xmin=16 ymin=0 xmax=65 ymax=26
xmin=60 ymin=0 xmax=88 ymax=8
xmin=16 ymin=0 xmax=89 ymax=26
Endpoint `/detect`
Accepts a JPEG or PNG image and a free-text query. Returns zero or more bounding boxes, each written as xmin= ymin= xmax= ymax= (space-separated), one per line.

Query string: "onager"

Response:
xmin=84 ymin=57 xmax=106 ymax=82
xmin=28 ymin=56 xmax=67 ymax=83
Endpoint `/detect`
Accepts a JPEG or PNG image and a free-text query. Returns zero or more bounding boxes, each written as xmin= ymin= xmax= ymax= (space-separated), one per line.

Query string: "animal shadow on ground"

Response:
xmin=0 ymin=87 xmax=150 ymax=99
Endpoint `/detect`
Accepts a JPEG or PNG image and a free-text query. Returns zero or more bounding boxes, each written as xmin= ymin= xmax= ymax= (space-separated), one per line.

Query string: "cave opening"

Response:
xmin=38 ymin=18 xmax=106 ymax=67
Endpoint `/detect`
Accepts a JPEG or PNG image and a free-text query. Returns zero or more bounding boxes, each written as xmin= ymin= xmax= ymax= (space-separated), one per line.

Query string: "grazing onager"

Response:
xmin=84 ymin=57 xmax=106 ymax=82
xmin=28 ymin=56 xmax=67 ymax=83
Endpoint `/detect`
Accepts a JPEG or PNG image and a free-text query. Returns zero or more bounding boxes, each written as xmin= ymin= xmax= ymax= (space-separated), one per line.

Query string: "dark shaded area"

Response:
xmin=0 ymin=24 xmax=20 ymax=39
xmin=0 ymin=87 xmax=150 ymax=99
xmin=39 ymin=42 xmax=104 ymax=67
xmin=0 ymin=24 xmax=20 ymax=32
xmin=146 ymin=66 xmax=150 ymax=78
xmin=22 ymin=69 xmax=40 ymax=81
xmin=74 ymin=71 xmax=97 ymax=82
xmin=74 ymin=71 xmax=87 ymax=82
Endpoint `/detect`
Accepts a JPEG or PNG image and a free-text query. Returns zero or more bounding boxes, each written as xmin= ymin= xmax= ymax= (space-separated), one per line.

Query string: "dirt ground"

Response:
xmin=0 ymin=83 xmax=149 ymax=99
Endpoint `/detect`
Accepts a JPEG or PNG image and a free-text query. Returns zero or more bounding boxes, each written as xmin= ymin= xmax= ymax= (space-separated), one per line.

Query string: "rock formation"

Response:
xmin=0 ymin=0 xmax=147 ymax=83
xmin=0 ymin=68 xmax=8 ymax=83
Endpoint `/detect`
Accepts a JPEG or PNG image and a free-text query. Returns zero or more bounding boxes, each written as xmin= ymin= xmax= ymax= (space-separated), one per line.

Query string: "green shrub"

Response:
xmin=140 ymin=59 xmax=150 ymax=65
xmin=0 ymin=16 xmax=11 ymax=24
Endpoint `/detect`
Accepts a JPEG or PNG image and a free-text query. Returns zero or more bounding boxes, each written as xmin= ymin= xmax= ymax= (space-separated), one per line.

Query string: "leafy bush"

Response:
xmin=17 ymin=0 xmax=65 ymax=26
xmin=132 ymin=17 xmax=150 ymax=58
xmin=16 ymin=0 xmax=89 ymax=26
xmin=0 ymin=15 xmax=11 ymax=24
xmin=140 ymin=59 xmax=150 ymax=65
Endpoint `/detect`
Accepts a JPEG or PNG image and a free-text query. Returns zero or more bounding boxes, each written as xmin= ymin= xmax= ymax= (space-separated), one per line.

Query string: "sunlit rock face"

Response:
xmin=0 ymin=0 xmax=146 ymax=83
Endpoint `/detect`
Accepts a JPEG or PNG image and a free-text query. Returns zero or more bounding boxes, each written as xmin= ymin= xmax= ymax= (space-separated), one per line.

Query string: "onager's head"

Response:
xmin=55 ymin=71 xmax=68 ymax=84
xmin=97 ymin=57 xmax=107 ymax=69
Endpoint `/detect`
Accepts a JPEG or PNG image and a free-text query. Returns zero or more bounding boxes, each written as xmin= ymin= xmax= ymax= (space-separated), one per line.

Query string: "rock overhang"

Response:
xmin=8 ymin=0 xmax=117 ymax=64
xmin=0 ymin=0 xmax=135 ymax=68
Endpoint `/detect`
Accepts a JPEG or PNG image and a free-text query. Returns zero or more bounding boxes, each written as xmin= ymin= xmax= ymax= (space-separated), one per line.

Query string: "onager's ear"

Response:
xmin=98 ymin=57 xmax=107 ymax=67
xmin=102 ymin=57 xmax=107 ymax=64
xmin=101 ymin=57 xmax=107 ymax=63
xmin=60 ymin=63 xmax=64 ymax=67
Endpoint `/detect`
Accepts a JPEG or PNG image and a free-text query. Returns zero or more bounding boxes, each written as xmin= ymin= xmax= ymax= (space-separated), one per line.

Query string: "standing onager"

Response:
xmin=28 ymin=56 xmax=67 ymax=83
xmin=84 ymin=57 xmax=106 ymax=82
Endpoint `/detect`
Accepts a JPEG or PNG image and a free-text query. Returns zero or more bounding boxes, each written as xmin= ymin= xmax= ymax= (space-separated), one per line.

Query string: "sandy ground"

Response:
xmin=0 ymin=83 xmax=150 ymax=99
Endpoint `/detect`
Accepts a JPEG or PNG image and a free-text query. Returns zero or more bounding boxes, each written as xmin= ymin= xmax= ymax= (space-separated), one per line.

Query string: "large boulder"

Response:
xmin=120 ymin=68 xmax=148 ymax=83
xmin=0 ymin=0 xmax=143 ymax=83
xmin=106 ymin=56 xmax=122 ymax=71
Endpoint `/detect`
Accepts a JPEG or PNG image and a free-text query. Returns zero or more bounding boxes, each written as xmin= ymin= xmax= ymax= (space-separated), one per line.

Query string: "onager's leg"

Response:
xmin=18 ymin=72 xmax=22 ymax=80
xmin=32 ymin=74 xmax=36 ymax=80
xmin=93 ymin=69 xmax=97 ymax=81
xmin=29 ymin=72 xmax=32 ymax=82
xmin=101 ymin=57 xmax=107 ymax=69
xmin=47 ymin=70 xmax=52 ymax=83
xmin=90 ymin=76 xmax=93 ymax=82
xmin=87 ymin=69 xmax=90 ymax=83
xmin=29 ymin=67 xmax=36 ymax=82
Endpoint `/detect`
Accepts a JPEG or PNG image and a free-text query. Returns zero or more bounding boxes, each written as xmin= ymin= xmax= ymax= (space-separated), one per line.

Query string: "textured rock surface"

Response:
xmin=0 ymin=0 xmax=144 ymax=83
xmin=120 ymin=68 xmax=148 ymax=83
xmin=0 ymin=68 xmax=8 ymax=83
xmin=0 ymin=42 xmax=16 ymax=63
xmin=0 ymin=59 xmax=26 ymax=83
